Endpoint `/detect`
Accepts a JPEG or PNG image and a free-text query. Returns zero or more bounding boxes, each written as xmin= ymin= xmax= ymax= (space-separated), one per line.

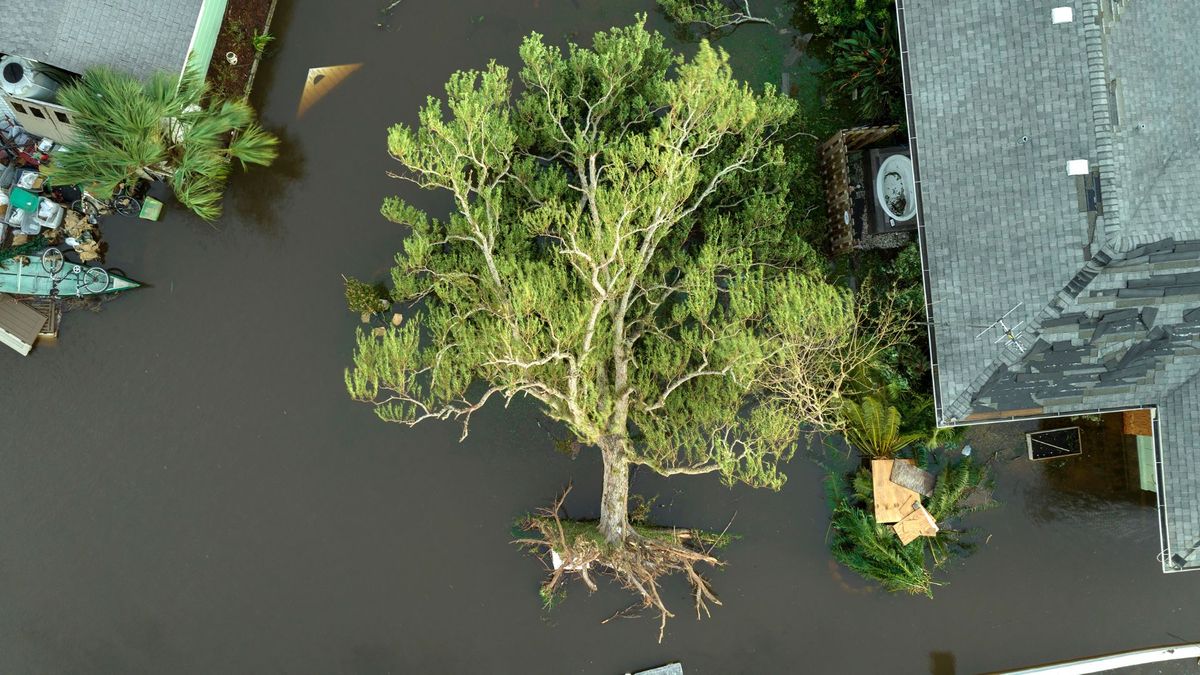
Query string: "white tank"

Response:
xmin=875 ymin=154 xmax=917 ymax=223
xmin=0 ymin=55 xmax=60 ymax=101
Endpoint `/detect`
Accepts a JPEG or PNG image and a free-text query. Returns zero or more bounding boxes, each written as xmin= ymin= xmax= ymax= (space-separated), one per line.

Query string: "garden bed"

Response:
xmin=208 ymin=0 xmax=278 ymax=100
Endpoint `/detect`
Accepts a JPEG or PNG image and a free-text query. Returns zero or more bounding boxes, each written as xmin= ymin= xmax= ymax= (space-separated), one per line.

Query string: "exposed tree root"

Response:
xmin=513 ymin=486 xmax=728 ymax=643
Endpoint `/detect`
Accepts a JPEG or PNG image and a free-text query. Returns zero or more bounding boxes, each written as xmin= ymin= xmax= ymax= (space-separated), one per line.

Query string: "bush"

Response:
xmin=825 ymin=19 xmax=903 ymax=122
xmin=343 ymin=276 xmax=390 ymax=315
xmin=805 ymin=0 xmax=893 ymax=31
xmin=840 ymin=396 xmax=922 ymax=458
xmin=825 ymin=455 xmax=995 ymax=595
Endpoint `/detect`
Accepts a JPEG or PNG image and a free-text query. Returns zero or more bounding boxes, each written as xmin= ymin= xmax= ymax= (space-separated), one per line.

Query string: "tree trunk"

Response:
xmin=598 ymin=436 xmax=631 ymax=545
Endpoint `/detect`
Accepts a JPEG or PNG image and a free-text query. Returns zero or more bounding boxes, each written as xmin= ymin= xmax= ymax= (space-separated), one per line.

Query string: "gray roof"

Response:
xmin=900 ymin=0 xmax=1200 ymax=570
xmin=2 ymin=0 xmax=205 ymax=79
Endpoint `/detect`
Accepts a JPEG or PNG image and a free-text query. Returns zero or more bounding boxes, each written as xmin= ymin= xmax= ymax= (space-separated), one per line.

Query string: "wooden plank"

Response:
xmin=20 ymin=297 xmax=59 ymax=337
xmin=1123 ymin=408 xmax=1153 ymax=436
xmin=0 ymin=292 xmax=46 ymax=355
xmin=872 ymin=459 xmax=921 ymax=524
xmin=893 ymin=503 xmax=939 ymax=545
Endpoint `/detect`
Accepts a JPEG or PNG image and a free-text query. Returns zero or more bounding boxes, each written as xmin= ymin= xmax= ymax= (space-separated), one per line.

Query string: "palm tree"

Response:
xmin=840 ymin=395 xmax=922 ymax=458
xmin=46 ymin=66 xmax=278 ymax=220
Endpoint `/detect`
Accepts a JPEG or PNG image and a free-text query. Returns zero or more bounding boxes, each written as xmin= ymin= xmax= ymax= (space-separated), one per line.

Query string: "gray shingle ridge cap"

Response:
xmin=1086 ymin=0 xmax=1122 ymax=244
xmin=941 ymin=243 xmax=1123 ymax=423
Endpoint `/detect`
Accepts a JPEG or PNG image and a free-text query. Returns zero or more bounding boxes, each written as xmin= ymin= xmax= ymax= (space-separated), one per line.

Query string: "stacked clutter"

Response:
xmin=871 ymin=459 xmax=940 ymax=545
xmin=1 ymin=113 xmax=106 ymax=263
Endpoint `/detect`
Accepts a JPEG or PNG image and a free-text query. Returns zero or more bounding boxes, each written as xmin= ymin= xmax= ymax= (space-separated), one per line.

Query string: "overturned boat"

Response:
xmin=0 ymin=248 xmax=141 ymax=297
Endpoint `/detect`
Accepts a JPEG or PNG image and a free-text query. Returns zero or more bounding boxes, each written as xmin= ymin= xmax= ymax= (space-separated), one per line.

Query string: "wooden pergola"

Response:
xmin=817 ymin=125 xmax=900 ymax=255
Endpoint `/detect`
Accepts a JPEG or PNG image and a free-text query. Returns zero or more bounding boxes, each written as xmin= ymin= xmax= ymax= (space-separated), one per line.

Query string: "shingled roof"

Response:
xmin=2 ymin=0 xmax=205 ymax=79
xmin=898 ymin=0 xmax=1200 ymax=571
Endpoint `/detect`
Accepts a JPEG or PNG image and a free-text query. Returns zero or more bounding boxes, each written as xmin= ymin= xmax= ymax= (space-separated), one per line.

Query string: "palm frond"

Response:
xmin=47 ymin=65 xmax=278 ymax=219
xmin=226 ymin=123 xmax=280 ymax=168
xmin=841 ymin=396 xmax=923 ymax=458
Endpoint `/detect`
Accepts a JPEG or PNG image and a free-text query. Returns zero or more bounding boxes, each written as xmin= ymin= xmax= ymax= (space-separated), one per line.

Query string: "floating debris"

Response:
xmin=298 ymin=64 xmax=362 ymax=118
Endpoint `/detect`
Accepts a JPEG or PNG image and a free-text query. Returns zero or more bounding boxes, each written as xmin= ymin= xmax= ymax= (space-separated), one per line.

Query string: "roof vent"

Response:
xmin=1052 ymin=7 xmax=1074 ymax=23
xmin=1067 ymin=159 xmax=1090 ymax=176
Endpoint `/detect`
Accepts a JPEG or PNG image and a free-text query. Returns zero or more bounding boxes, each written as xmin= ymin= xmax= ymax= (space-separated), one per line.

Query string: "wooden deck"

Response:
xmin=19 ymin=297 xmax=59 ymax=338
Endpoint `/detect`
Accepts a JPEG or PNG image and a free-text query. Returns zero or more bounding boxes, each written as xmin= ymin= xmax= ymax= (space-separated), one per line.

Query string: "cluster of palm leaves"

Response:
xmin=840 ymin=396 xmax=922 ymax=458
xmin=826 ymin=455 xmax=995 ymax=596
xmin=46 ymin=66 xmax=278 ymax=220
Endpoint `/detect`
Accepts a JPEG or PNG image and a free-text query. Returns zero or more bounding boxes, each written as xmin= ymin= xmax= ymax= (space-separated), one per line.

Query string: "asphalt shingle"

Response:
xmin=903 ymin=0 xmax=1200 ymax=571
xmin=1 ymin=0 xmax=205 ymax=79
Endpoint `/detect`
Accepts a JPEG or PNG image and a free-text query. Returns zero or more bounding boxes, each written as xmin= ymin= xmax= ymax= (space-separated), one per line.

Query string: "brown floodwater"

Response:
xmin=2 ymin=1 xmax=1199 ymax=673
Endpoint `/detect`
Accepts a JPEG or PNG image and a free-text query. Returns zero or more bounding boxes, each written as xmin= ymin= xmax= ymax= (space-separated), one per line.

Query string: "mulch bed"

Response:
xmin=209 ymin=0 xmax=275 ymax=100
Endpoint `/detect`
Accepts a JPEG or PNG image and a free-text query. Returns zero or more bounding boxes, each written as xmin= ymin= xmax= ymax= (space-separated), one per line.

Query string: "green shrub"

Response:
xmin=343 ymin=276 xmax=390 ymax=315
xmin=825 ymin=456 xmax=995 ymax=595
xmin=840 ymin=396 xmax=922 ymax=458
xmin=825 ymin=19 xmax=903 ymax=122
xmin=805 ymin=0 xmax=893 ymax=30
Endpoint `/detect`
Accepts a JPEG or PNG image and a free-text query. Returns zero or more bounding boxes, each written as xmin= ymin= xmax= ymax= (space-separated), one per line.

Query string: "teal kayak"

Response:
xmin=0 ymin=252 xmax=141 ymax=297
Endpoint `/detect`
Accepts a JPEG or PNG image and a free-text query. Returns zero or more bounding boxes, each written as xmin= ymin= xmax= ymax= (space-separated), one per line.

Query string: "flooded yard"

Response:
xmin=1 ymin=1 xmax=1199 ymax=673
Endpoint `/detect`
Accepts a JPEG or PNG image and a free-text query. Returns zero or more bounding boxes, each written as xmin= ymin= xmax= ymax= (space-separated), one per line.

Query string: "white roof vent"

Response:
xmin=1052 ymin=7 xmax=1074 ymax=23
xmin=1067 ymin=159 xmax=1090 ymax=176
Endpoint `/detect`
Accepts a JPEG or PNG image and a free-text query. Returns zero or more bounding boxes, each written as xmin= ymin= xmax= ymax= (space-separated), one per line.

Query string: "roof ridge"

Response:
xmin=1085 ymin=0 xmax=1122 ymax=244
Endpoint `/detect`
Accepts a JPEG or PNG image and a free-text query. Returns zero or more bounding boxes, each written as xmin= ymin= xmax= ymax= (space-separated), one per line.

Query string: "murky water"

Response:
xmin=2 ymin=1 xmax=1199 ymax=673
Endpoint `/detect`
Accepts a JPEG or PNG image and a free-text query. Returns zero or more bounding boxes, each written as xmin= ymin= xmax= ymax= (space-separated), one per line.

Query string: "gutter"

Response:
xmin=892 ymin=0 xmax=944 ymax=425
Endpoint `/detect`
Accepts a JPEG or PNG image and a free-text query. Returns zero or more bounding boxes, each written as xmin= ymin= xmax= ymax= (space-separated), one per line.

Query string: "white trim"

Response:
xmin=179 ymin=0 xmax=211 ymax=83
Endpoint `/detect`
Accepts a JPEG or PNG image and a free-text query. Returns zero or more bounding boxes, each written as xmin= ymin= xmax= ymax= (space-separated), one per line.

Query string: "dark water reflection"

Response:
xmin=1 ymin=1 xmax=1199 ymax=673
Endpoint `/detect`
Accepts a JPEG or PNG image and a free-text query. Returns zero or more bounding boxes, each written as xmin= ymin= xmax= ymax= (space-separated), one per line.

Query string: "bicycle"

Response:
xmin=40 ymin=247 xmax=110 ymax=297
xmin=71 ymin=183 xmax=141 ymax=224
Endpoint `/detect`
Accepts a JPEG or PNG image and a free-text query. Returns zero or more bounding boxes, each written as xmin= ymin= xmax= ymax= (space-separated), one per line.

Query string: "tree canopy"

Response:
xmin=46 ymin=67 xmax=279 ymax=220
xmin=345 ymin=18 xmax=909 ymax=635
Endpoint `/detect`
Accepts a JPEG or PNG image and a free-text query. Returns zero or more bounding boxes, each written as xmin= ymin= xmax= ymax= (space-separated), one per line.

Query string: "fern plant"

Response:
xmin=825 ymin=472 xmax=933 ymax=595
xmin=825 ymin=457 xmax=996 ymax=595
xmin=840 ymin=396 xmax=922 ymax=458
xmin=46 ymin=66 xmax=279 ymax=220
xmin=923 ymin=458 xmax=996 ymax=564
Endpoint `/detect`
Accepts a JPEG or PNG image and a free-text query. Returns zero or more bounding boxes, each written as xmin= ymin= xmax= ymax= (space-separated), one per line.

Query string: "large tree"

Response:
xmin=346 ymin=19 xmax=906 ymax=636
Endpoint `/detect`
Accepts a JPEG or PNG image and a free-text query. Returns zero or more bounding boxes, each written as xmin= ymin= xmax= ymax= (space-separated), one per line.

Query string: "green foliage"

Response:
xmin=252 ymin=30 xmax=275 ymax=54
xmin=343 ymin=276 xmax=390 ymax=315
xmin=840 ymin=396 xmax=921 ymax=458
xmin=657 ymin=0 xmax=773 ymax=33
xmin=803 ymin=0 xmax=893 ymax=31
xmin=826 ymin=471 xmax=931 ymax=595
xmin=825 ymin=456 xmax=995 ymax=595
xmin=347 ymin=18 xmax=899 ymax=494
xmin=850 ymin=244 xmax=962 ymax=450
xmin=45 ymin=66 xmax=279 ymax=220
xmin=0 ymin=235 xmax=48 ymax=267
xmin=825 ymin=20 xmax=903 ymax=122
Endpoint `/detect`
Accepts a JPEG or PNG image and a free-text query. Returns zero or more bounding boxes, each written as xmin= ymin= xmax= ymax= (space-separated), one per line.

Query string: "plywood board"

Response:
xmin=893 ymin=503 xmax=939 ymax=545
xmin=0 ymin=292 xmax=46 ymax=356
xmin=872 ymin=459 xmax=921 ymax=524
xmin=1123 ymin=409 xmax=1153 ymax=436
